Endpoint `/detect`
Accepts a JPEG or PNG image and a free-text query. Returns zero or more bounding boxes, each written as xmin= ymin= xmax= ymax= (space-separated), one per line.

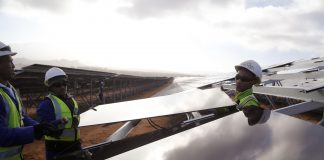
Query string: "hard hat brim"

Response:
xmin=234 ymin=65 xmax=242 ymax=72
xmin=0 ymin=51 xmax=17 ymax=57
xmin=235 ymin=65 xmax=251 ymax=73
xmin=46 ymin=76 xmax=68 ymax=87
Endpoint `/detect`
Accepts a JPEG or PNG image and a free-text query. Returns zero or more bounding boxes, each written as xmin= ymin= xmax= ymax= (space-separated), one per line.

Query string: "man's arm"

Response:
xmin=37 ymin=99 xmax=64 ymax=137
xmin=37 ymin=99 xmax=56 ymax=123
xmin=0 ymin=98 xmax=34 ymax=147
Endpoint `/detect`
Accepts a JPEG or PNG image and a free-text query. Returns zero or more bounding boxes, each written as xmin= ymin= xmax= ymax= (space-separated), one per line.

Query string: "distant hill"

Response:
xmin=14 ymin=58 xmax=198 ymax=77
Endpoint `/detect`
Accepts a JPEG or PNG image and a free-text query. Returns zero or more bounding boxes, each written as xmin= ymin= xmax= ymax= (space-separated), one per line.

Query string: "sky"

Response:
xmin=0 ymin=0 xmax=324 ymax=75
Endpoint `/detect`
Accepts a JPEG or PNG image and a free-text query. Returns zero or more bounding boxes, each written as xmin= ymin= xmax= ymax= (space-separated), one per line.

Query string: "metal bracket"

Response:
xmin=182 ymin=113 xmax=215 ymax=126
xmin=275 ymin=101 xmax=324 ymax=115
xmin=105 ymin=120 xmax=140 ymax=142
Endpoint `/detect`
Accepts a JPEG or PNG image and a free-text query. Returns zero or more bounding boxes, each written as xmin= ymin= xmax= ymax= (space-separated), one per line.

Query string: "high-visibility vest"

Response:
xmin=44 ymin=95 xmax=80 ymax=141
xmin=0 ymin=87 xmax=24 ymax=160
xmin=234 ymin=88 xmax=259 ymax=110
xmin=236 ymin=95 xmax=259 ymax=110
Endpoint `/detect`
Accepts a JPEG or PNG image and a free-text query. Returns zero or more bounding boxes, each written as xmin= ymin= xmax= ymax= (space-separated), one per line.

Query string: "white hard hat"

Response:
xmin=235 ymin=60 xmax=262 ymax=83
xmin=0 ymin=41 xmax=17 ymax=57
xmin=44 ymin=67 xmax=67 ymax=86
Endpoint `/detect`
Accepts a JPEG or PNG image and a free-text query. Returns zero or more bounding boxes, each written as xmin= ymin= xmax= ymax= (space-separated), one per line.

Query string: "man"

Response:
xmin=37 ymin=67 xmax=81 ymax=160
xmin=234 ymin=60 xmax=270 ymax=125
xmin=0 ymin=41 xmax=56 ymax=160
xmin=98 ymin=80 xmax=104 ymax=104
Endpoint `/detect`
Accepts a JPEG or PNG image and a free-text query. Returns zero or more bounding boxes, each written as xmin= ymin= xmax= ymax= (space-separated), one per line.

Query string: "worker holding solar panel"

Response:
xmin=233 ymin=60 xmax=270 ymax=126
xmin=37 ymin=67 xmax=82 ymax=160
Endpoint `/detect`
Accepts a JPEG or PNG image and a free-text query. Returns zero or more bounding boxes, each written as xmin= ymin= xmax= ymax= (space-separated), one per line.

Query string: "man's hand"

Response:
xmin=33 ymin=123 xmax=58 ymax=139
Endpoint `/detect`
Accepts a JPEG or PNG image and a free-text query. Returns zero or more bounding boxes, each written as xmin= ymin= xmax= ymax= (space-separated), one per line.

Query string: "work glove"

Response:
xmin=48 ymin=129 xmax=63 ymax=139
xmin=33 ymin=122 xmax=58 ymax=139
xmin=47 ymin=118 xmax=69 ymax=138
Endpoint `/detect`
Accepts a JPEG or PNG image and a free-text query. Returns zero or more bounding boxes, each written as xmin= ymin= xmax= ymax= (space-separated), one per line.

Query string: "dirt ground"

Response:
xmin=23 ymin=83 xmax=172 ymax=160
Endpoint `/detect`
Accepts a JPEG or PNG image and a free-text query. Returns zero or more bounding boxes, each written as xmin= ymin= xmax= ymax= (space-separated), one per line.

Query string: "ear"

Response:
xmin=252 ymin=79 xmax=259 ymax=85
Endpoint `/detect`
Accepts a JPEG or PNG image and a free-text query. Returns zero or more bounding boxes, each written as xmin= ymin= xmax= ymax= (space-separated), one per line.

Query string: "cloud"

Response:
xmin=250 ymin=9 xmax=324 ymax=52
xmin=207 ymin=1 xmax=324 ymax=55
xmin=118 ymin=0 xmax=197 ymax=18
xmin=17 ymin=0 xmax=66 ymax=11
xmin=0 ymin=0 xmax=74 ymax=13
xmin=245 ymin=0 xmax=293 ymax=8
xmin=118 ymin=0 xmax=324 ymax=56
xmin=118 ymin=0 xmax=237 ymax=19
xmin=1 ymin=0 xmax=324 ymax=74
xmin=302 ymin=10 xmax=324 ymax=29
xmin=209 ymin=0 xmax=238 ymax=6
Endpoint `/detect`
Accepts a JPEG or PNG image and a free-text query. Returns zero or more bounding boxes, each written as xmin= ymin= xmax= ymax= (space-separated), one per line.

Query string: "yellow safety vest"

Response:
xmin=45 ymin=95 xmax=80 ymax=141
xmin=0 ymin=87 xmax=24 ymax=160
xmin=234 ymin=88 xmax=259 ymax=110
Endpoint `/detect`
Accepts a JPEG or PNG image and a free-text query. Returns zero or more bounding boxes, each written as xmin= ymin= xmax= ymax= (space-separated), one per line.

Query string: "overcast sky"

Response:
xmin=0 ymin=0 xmax=323 ymax=75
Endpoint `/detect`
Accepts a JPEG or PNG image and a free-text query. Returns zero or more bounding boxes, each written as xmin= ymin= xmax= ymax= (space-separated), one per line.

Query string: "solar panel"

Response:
xmin=276 ymin=67 xmax=314 ymax=74
xmin=154 ymin=76 xmax=233 ymax=96
xmin=79 ymin=88 xmax=235 ymax=127
xmin=110 ymin=111 xmax=324 ymax=160
xmin=222 ymin=84 xmax=324 ymax=103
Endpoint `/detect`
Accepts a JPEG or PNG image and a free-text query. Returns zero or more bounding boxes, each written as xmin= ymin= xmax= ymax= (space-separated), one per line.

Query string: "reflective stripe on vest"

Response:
xmin=0 ymin=88 xmax=23 ymax=160
xmin=0 ymin=146 xmax=22 ymax=160
xmin=45 ymin=95 xmax=80 ymax=141
xmin=61 ymin=129 xmax=81 ymax=137
xmin=236 ymin=95 xmax=257 ymax=110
